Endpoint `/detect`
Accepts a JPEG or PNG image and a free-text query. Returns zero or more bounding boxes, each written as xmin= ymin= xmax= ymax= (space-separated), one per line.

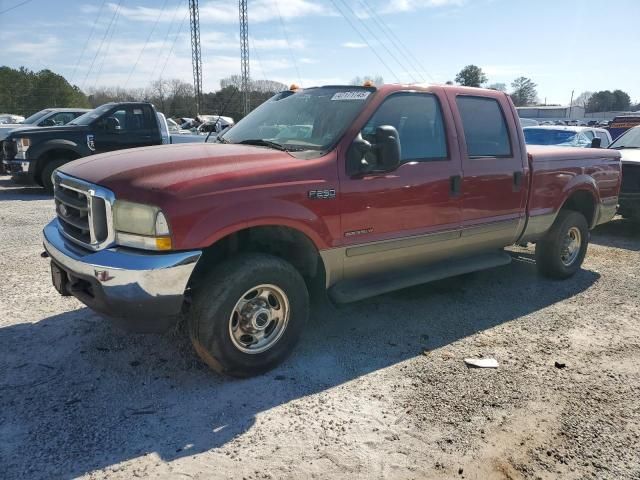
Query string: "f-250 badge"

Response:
xmin=87 ymin=134 xmax=95 ymax=151
xmin=308 ymin=189 xmax=336 ymax=200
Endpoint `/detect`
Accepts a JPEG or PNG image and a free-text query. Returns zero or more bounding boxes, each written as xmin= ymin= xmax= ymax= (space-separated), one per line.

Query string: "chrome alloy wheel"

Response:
xmin=560 ymin=226 xmax=582 ymax=266
xmin=229 ymin=284 xmax=290 ymax=354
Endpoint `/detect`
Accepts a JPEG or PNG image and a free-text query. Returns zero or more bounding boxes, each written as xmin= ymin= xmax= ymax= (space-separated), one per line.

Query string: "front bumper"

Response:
xmin=43 ymin=220 xmax=202 ymax=332
xmin=2 ymin=159 xmax=29 ymax=176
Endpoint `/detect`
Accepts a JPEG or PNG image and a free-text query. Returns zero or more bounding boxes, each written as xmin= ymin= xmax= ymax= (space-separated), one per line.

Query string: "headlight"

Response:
xmin=113 ymin=200 xmax=172 ymax=251
xmin=14 ymin=138 xmax=30 ymax=159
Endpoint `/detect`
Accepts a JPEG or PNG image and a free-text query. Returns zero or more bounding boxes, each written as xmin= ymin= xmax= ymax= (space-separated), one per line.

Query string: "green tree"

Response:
xmin=0 ymin=66 xmax=89 ymax=115
xmin=510 ymin=77 xmax=538 ymax=106
xmin=455 ymin=65 xmax=487 ymax=87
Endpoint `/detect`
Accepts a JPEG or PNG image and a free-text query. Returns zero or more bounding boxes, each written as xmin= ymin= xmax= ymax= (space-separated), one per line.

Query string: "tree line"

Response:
xmin=452 ymin=64 xmax=639 ymax=112
xmin=1 ymin=65 xmax=638 ymax=118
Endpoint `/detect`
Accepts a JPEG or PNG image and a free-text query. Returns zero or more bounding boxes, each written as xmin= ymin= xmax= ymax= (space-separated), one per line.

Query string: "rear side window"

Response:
xmin=456 ymin=96 xmax=512 ymax=157
xmin=362 ymin=93 xmax=448 ymax=162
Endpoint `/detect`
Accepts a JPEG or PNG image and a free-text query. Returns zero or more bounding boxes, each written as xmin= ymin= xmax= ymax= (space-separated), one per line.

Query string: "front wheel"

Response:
xmin=535 ymin=210 xmax=589 ymax=279
xmin=188 ymin=253 xmax=309 ymax=377
xmin=41 ymin=159 xmax=67 ymax=193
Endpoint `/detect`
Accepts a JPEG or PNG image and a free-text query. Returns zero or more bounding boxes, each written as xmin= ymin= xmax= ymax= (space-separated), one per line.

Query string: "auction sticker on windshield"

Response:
xmin=331 ymin=91 xmax=371 ymax=101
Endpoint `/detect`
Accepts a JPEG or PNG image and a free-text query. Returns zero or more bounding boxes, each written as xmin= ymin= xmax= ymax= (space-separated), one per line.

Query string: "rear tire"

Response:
xmin=535 ymin=210 xmax=589 ymax=279
xmin=188 ymin=253 xmax=309 ymax=377
xmin=41 ymin=159 xmax=67 ymax=193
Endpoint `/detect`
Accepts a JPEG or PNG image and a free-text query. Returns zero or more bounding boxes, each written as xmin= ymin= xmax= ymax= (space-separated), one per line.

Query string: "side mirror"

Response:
xmin=591 ymin=137 xmax=602 ymax=148
xmin=346 ymin=125 xmax=401 ymax=176
xmin=105 ymin=116 xmax=120 ymax=132
xmin=375 ymin=125 xmax=401 ymax=171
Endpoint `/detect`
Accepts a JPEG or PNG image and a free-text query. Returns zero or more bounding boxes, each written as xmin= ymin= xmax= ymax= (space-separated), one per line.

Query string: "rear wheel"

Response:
xmin=535 ymin=210 xmax=589 ymax=279
xmin=40 ymin=159 xmax=68 ymax=193
xmin=188 ymin=253 xmax=309 ymax=377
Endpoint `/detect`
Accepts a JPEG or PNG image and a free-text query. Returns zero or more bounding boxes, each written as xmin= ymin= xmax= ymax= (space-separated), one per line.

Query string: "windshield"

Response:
xmin=220 ymin=86 xmax=374 ymax=154
xmin=523 ymin=128 xmax=590 ymax=147
xmin=68 ymin=104 xmax=114 ymax=126
xmin=610 ymin=126 xmax=640 ymax=149
xmin=22 ymin=109 xmax=52 ymax=125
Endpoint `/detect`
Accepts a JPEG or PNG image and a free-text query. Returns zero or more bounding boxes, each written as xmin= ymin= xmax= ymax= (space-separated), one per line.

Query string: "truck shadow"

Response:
xmin=591 ymin=217 xmax=640 ymax=251
xmin=0 ymin=258 xmax=599 ymax=479
xmin=0 ymin=176 xmax=49 ymax=201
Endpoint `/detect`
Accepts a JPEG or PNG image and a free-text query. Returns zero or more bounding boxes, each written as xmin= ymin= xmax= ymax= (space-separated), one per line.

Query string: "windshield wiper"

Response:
xmin=611 ymin=146 xmax=639 ymax=149
xmin=236 ymin=139 xmax=290 ymax=151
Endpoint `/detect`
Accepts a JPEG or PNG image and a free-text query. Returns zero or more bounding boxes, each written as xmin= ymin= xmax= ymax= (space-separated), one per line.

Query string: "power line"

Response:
xmin=81 ymin=0 xmax=123 ymax=91
xmin=158 ymin=7 xmax=190 ymax=80
xmin=69 ymin=0 xmax=107 ymax=84
xmin=328 ymin=0 xmax=400 ymax=82
xmin=150 ymin=0 xmax=186 ymax=81
xmin=249 ymin=37 xmax=268 ymax=83
xmin=359 ymin=1 xmax=434 ymax=82
xmin=0 ymin=0 xmax=34 ymax=15
xmin=93 ymin=2 xmax=122 ymax=90
xmin=125 ymin=0 xmax=169 ymax=89
xmin=274 ymin=0 xmax=302 ymax=86
xmin=339 ymin=0 xmax=416 ymax=83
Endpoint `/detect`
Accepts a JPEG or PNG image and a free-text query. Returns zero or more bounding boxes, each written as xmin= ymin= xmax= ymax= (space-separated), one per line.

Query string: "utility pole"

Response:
xmin=189 ymin=0 xmax=203 ymax=114
xmin=239 ymin=0 xmax=250 ymax=116
xmin=568 ymin=89 xmax=574 ymax=120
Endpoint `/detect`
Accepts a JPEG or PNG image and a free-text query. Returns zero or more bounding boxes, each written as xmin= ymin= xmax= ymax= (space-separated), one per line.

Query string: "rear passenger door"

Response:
xmin=446 ymin=93 xmax=528 ymax=248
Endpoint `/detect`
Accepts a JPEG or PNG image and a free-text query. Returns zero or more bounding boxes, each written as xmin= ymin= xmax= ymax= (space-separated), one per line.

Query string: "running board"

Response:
xmin=329 ymin=250 xmax=512 ymax=304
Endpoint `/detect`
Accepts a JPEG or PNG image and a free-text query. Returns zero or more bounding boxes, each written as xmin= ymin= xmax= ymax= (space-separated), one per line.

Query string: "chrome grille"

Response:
xmin=53 ymin=171 xmax=115 ymax=251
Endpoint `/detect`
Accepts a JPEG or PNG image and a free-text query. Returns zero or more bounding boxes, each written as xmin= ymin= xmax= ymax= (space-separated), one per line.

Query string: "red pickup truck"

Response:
xmin=42 ymin=84 xmax=621 ymax=377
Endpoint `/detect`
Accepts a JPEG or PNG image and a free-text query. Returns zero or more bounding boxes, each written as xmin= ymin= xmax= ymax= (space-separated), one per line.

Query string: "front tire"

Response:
xmin=41 ymin=159 xmax=67 ymax=193
xmin=535 ymin=210 xmax=589 ymax=279
xmin=188 ymin=253 xmax=309 ymax=377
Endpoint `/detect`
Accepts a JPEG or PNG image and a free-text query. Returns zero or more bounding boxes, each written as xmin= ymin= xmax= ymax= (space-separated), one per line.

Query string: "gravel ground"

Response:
xmin=1 ymin=175 xmax=639 ymax=480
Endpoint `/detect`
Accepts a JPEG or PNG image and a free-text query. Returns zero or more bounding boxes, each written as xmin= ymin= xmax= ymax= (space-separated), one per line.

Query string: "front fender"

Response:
xmin=174 ymin=197 xmax=335 ymax=251
xmin=28 ymin=139 xmax=88 ymax=162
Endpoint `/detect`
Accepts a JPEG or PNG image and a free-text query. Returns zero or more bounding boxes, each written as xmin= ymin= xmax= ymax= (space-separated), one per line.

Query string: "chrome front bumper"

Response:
xmin=43 ymin=220 xmax=202 ymax=331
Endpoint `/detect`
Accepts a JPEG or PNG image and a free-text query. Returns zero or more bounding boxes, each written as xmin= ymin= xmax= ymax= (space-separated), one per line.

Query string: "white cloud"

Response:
xmin=4 ymin=35 xmax=61 ymax=58
xmin=382 ymin=0 xmax=466 ymax=13
xmin=111 ymin=0 xmax=329 ymax=24
xmin=342 ymin=42 xmax=368 ymax=49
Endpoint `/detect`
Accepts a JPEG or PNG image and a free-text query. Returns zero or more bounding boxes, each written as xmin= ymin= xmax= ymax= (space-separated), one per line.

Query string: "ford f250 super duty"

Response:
xmin=3 ymin=102 xmax=205 ymax=191
xmin=41 ymin=84 xmax=622 ymax=377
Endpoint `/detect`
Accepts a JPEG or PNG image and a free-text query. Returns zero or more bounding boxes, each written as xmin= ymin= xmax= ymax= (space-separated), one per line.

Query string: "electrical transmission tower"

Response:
xmin=189 ymin=0 xmax=203 ymax=114
xmin=239 ymin=0 xmax=250 ymax=116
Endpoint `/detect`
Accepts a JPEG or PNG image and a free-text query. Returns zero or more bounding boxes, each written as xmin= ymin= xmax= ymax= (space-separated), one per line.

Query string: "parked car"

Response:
xmin=42 ymin=84 xmax=621 ymax=377
xmin=523 ymin=125 xmax=612 ymax=148
xmin=2 ymin=102 xmax=206 ymax=190
xmin=0 ymin=113 xmax=25 ymax=124
xmin=519 ymin=118 xmax=539 ymax=127
xmin=609 ymin=125 xmax=640 ymax=221
xmin=608 ymin=115 xmax=640 ymax=140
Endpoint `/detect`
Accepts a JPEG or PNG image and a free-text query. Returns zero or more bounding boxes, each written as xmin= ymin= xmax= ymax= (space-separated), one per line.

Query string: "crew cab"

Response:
xmin=2 ymin=102 xmax=204 ymax=191
xmin=610 ymin=125 xmax=640 ymax=221
xmin=41 ymin=84 xmax=621 ymax=377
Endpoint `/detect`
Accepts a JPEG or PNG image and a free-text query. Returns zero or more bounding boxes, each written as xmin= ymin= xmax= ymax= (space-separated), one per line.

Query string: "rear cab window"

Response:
xmin=456 ymin=96 xmax=512 ymax=157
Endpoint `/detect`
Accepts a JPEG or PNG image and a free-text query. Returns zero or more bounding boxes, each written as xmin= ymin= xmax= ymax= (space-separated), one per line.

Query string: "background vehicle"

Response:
xmin=2 ymin=102 xmax=205 ymax=190
xmin=42 ymin=84 xmax=621 ymax=377
xmin=610 ymin=125 xmax=640 ymax=221
xmin=523 ymin=125 xmax=612 ymax=147
xmin=519 ymin=118 xmax=539 ymax=127
xmin=608 ymin=115 xmax=640 ymax=140
xmin=0 ymin=113 xmax=25 ymax=124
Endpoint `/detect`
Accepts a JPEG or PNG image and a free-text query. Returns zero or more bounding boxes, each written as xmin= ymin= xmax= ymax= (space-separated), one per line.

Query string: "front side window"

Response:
xmin=40 ymin=112 xmax=75 ymax=126
xmin=456 ymin=96 xmax=512 ymax=157
xmin=361 ymin=93 xmax=448 ymax=162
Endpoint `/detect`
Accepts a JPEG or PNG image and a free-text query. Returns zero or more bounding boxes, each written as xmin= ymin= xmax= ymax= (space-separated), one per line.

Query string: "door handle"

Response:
xmin=450 ymin=175 xmax=461 ymax=196
xmin=513 ymin=171 xmax=523 ymax=191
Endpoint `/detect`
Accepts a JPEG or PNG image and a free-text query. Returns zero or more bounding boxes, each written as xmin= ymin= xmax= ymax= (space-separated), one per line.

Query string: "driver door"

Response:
xmin=92 ymin=105 xmax=157 ymax=154
xmin=339 ymin=90 xmax=463 ymax=280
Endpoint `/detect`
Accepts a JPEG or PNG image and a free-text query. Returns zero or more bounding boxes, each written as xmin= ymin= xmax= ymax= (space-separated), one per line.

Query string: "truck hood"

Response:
xmin=59 ymin=143 xmax=301 ymax=201
xmin=7 ymin=124 xmax=86 ymax=138
xmin=0 ymin=124 xmax=37 ymax=141
xmin=617 ymin=148 xmax=640 ymax=165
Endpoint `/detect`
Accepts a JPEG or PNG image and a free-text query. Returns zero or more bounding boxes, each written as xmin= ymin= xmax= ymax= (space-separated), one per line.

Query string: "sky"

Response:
xmin=0 ymin=0 xmax=639 ymax=105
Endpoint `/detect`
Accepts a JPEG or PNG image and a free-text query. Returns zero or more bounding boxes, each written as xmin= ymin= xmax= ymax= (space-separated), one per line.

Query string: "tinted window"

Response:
xmin=40 ymin=112 xmax=76 ymax=126
xmin=98 ymin=106 xmax=153 ymax=132
xmin=362 ymin=93 xmax=448 ymax=162
xmin=456 ymin=96 xmax=512 ymax=157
